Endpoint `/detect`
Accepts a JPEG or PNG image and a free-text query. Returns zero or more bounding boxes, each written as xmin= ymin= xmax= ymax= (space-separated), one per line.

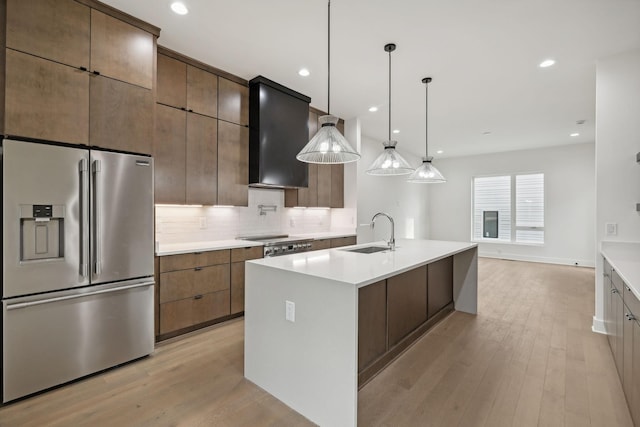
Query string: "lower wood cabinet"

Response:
xmin=311 ymin=239 xmax=332 ymax=251
xmin=428 ymin=256 xmax=454 ymax=318
xmin=603 ymin=258 xmax=640 ymax=426
xmin=358 ymin=256 xmax=454 ymax=386
xmin=358 ymin=280 xmax=386 ymax=370
xmin=158 ymin=249 xmax=231 ymax=337
xmin=156 ymin=246 xmax=262 ymax=339
xmin=230 ymin=246 xmax=263 ymax=314
xmin=387 ymin=266 xmax=428 ymax=347
xmin=330 ymin=236 xmax=357 ymax=248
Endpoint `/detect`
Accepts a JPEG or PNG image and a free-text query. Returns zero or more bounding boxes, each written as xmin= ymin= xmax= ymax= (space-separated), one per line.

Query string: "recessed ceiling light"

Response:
xmin=436 ymin=150 xmax=443 ymax=154
xmin=392 ymin=129 xmax=400 ymax=134
xmin=298 ymin=68 xmax=310 ymax=77
xmin=570 ymin=133 xmax=580 ymax=137
xmin=368 ymin=106 xmax=378 ymax=112
xmin=170 ymin=2 xmax=188 ymax=14
xmin=539 ymin=59 xmax=555 ymax=68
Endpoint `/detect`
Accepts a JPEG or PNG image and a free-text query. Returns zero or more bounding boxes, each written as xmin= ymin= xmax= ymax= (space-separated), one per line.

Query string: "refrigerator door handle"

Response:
xmin=79 ymin=158 xmax=89 ymax=278
xmin=6 ymin=281 xmax=155 ymax=310
xmin=92 ymin=159 xmax=102 ymax=277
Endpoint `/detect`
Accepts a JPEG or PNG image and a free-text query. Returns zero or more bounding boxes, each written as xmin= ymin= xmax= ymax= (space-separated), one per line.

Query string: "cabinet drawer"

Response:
xmin=159 ymin=290 xmax=230 ymax=334
xmin=311 ymin=239 xmax=331 ymax=251
xmin=160 ymin=264 xmax=230 ymax=303
xmin=612 ymin=270 xmax=624 ymax=293
xmin=624 ymin=284 xmax=640 ymax=319
xmin=159 ymin=249 xmax=230 ymax=272
xmin=330 ymin=236 xmax=356 ymax=248
xmin=231 ymin=246 xmax=263 ymax=262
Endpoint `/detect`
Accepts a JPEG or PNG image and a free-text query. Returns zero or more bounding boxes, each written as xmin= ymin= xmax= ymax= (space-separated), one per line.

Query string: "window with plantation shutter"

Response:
xmin=472 ymin=173 xmax=544 ymax=245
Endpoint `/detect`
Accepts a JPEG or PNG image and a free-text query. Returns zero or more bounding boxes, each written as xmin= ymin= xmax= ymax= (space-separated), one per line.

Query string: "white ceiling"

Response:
xmin=102 ymin=0 xmax=640 ymax=159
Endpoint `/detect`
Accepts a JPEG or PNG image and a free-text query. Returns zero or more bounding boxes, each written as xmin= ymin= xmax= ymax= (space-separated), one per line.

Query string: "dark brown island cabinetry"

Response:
xmin=154 ymin=47 xmax=249 ymax=206
xmin=358 ymin=256 xmax=455 ymax=386
xmin=2 ymin=0 xmax=158 ymax=154
xmin=156 ymin=247 xmax=263 ymax=341
xmin=285 ymin=108 xmax=346 ymax=208
xmin=603 ymin=257 xmax=640 ymax=426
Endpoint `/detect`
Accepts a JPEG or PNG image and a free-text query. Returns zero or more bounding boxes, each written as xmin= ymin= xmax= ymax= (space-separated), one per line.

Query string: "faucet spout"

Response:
xmin=371 ymin=212 xmax=395 ymax=251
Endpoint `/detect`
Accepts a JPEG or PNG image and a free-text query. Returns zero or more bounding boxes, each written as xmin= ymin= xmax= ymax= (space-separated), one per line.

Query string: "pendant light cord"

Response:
xmin=422 ymin=77 xmax=432 ymax=158
xmin=388 ymin=47 xmax=391 ymax=141
xmin=327 ymin=1 xmax=331 ymax=115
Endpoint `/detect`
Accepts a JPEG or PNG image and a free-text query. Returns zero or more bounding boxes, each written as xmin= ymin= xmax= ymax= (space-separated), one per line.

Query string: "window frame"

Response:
xmin=471 ymin=172 xmax=545 ymax=246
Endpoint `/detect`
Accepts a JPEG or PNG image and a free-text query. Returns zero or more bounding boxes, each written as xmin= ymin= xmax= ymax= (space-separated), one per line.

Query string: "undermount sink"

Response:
xmin=343 ymin=246 xmax=389 ymax=254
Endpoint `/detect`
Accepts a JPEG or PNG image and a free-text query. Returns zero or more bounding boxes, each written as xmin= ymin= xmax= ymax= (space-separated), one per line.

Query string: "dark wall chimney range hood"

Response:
xmin=249 ymin=76 xmax=311 ymax=188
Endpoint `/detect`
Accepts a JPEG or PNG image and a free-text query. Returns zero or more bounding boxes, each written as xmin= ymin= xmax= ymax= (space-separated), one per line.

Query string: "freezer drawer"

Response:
xmin=2 ymin=280 xmax=154 ymax=403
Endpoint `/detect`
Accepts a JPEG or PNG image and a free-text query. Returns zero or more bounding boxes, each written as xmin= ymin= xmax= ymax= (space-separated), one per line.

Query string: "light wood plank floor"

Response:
xmin=0 ymin=259 xmax=632 ymax=427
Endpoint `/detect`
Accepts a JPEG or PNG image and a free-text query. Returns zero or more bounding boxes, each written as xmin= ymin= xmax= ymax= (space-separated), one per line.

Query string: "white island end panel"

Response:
xmin=244 ymin=262 xmax=359 ymax=427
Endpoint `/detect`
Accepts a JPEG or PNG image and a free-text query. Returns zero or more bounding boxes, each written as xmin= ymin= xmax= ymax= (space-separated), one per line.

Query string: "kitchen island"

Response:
xmin=244 ymin=239 xmax=478 ymax=426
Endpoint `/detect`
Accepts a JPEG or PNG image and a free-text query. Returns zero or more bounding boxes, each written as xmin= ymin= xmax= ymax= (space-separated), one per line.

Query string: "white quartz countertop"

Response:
xmin=156 ymin=240 xmax=263 ymax=256
xmin=601 ymin=241 xmax=640 ymax=301
xmin=247 ymin=239 xmax=477 ymax=287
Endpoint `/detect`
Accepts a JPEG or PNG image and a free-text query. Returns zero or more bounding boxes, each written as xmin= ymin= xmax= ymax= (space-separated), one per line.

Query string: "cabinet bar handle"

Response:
xmin=194 ymin=295 xmax=203 ymax=300
xmin=92 ymin=70 xmax=100 ymax=76
xmin=194 ymin=267 xmax=203 ymax=271
xmin=79 ymin=66 xmax=88 ymax=72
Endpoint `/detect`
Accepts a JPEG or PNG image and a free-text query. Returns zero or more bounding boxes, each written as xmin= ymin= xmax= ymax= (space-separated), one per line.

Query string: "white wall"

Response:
xmin=428 ymin=143 xmax=596 ymax=267
xmin=356 ymin=135 xmax=430 ymax=243
xmin=593 ymin=48 xmax=640 ymax=332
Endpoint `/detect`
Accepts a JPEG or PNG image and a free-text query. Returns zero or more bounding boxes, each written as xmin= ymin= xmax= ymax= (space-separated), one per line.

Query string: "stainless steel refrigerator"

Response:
xmin=1 ymin=139 xmax=155 ymax=403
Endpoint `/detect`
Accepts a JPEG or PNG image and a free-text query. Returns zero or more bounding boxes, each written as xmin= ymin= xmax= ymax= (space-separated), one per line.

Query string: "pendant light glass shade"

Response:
xmin=407 ymin=77 xmax=446 ymax=183
xmin=407 ymin=157 xmax=446 ymax=183
xmin=297 ymin=115 xmax=360 ymax=164
xmin=296 ymin=1 xmax=360 ymax=164
xmin=367 ymin=43 xmax=413 ymax=176
xmin=367 ymin=140 xmax=414 ymax=175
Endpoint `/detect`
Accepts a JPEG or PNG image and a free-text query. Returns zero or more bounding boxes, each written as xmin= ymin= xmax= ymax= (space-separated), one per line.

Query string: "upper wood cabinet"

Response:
xmin=90 ymin=75 xmax=153 ymax=154
xmin=4 ymin=49 xmax=90 ymax=145
xmin=6 ymin=0 xmax=90 ymax=69
xmin=157 ymin=53 xmax=218 ymax=118
xmin=186 ymin=114 xmax=217 ymax=205
xmin=218 ymin=121 xmax=249 ymax=206
xmin=90 ymin=9 xmax=154 ymax=90
xmin=2 ymin=0 xmax=158 ymax=154
xmin=155 ymin=104 xmax=187 ymax=204
xmin=218 ymin=77 xmax=249 ymax=126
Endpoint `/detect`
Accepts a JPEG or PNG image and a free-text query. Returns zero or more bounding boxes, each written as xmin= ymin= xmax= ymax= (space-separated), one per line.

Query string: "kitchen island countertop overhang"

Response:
xmin=244 ymin=238 xmax=478 ymax=427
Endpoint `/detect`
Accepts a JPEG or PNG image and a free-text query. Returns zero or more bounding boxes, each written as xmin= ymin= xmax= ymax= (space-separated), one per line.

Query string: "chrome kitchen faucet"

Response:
xmin=371 ymin=212 xmax=395 ymax=251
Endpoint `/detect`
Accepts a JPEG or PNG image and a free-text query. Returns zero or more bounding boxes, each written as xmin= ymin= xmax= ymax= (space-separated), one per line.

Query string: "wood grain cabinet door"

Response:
xmin=230 ymin=262 xmax=245 ymax=314
xmin=427 ymin=256 xmax=454 ymax=318
xmin=90 ymin=76 xmax=153 ymax=154
xmin=187 ymin=65 xmax=218 ymax=118
xmin=90 ymin=10 xmax=154 ymax=90
xmin=6 ymin=0 xmax=90 ymax=69
xmin=186 ymin=114 xmax=217 ymax=205
xmin=217 ymin=121 xmax=249 ymax=206
xmin=317 ymin=165 xmax=332 ymax=207
xmin=632 ymin=319 xmax=640 ymax=425
xmin=218 ymin=78 xmax=249 ymax=126
xmin=155 ymin=104 xmax=186 ymax=204
xmin=157 ymin=54 xmax=186 ymax=109
xmin=5 ymin=49 xmax=89 ymax=145
xmin=358 ymin=280 xmax=387 ymax=371
xmin=331 ymin=164 xmax=344 ymax=208
xmin=387 ymin=266 xmax=428 ymax=348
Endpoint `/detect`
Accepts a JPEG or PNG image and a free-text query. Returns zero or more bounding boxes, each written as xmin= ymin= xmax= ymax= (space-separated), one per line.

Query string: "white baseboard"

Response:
xmin=478 ymin=252 xmax=595 ymax=268
xmin=592 ymin=316 xmax=606 ymax=334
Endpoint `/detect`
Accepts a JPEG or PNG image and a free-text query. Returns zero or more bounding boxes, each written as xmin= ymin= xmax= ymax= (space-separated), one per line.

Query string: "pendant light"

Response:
xmin=296 ymin=1 xmax=360 ymax=164
xmin=366 ymin=43 xmax=414 ymax=176
xmin=407 ymin=77 xmax=446 ymax=183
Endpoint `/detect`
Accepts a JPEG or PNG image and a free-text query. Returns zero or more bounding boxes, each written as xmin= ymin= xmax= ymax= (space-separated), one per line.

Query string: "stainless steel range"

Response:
xmin=240 ymin=235 xmax=314 ymax=257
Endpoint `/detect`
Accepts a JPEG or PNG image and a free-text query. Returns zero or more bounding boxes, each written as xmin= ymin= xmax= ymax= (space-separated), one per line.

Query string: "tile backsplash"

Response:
xmin=156 ymin=188 xmax=355 ymax=244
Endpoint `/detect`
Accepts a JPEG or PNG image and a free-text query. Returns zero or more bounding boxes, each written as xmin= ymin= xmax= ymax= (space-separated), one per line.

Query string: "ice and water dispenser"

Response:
xmin=19 ymin=204 xmax=65 ymax=261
